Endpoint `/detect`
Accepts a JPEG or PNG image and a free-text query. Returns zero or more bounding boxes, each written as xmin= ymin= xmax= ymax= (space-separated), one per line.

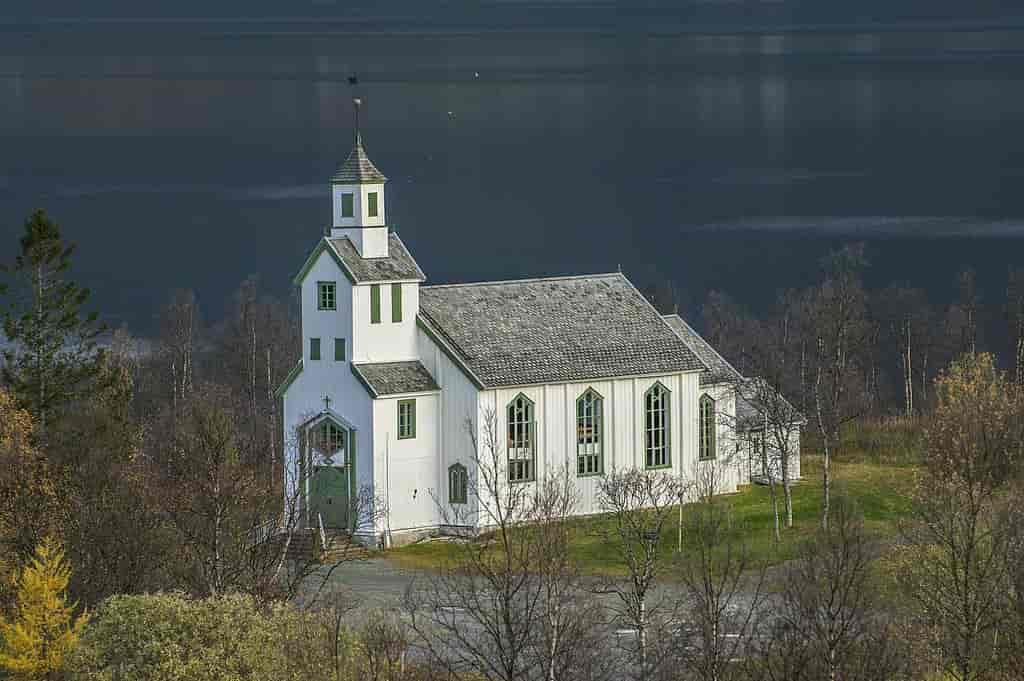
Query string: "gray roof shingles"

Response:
xmin=331 ymin=134 xmax=388 ymax=184
xmin=352 ymin=361 xmax=440 ymax=397
xmin=329 ymin=234 xmax=426 ymax=283
xmin=418 ymin=273 xmax=707 ymax=388
xmin=662 ymin=314 xmax=743 ymax=387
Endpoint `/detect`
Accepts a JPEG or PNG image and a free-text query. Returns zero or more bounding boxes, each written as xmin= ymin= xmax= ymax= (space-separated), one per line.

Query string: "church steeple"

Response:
xmin=331 ymin=131 xmax=387 ymax=185
xmin=330 ymin=98 xmax=388 ymax=258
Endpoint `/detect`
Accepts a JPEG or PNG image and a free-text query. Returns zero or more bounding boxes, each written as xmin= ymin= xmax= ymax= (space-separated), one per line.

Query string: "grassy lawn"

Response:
xmin=387 ymin=450 xmax=919 ymax=577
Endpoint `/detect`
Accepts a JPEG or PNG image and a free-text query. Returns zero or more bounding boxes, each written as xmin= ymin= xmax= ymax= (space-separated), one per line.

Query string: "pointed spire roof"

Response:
xmin=331 ymin=131 xmax=387 ymax=184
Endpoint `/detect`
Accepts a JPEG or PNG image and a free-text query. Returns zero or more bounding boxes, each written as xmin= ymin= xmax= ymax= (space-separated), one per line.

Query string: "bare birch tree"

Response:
xmin=406 ymin=409 xmax=604 ymax=681
xmin=776 ymin=497 xmax=904 ymax=681
xmin=807 ymin=244 xmax=871 ymax=528
xmin=899 ymin=353 xmax=1024 ymax=681
xmin=595 ymin=468 xmax=686 ymax=681
xmin=674 ymin=471 xmax=767 ymax=681
xmin=1007 ymin=268 xmax=1024 ymax=387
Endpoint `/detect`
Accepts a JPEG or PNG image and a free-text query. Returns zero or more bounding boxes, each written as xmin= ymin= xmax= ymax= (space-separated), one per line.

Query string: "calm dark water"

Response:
xmin=2 ymin=19 xmax=1024 ymax=331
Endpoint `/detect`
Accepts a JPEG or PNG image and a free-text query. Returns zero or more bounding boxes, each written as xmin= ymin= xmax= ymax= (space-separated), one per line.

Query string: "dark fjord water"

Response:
xmin=2 ymin=19 xmax=1024 ymax=330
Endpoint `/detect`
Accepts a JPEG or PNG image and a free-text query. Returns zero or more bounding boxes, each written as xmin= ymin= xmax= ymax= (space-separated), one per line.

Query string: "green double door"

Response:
xmin=310 ymin=465 xmax=350 ymax=530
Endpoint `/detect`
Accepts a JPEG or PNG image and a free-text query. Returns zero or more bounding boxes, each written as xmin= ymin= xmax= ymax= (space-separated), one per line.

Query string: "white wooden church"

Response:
xmin=277 ymin=127 xmax=800 ymax=548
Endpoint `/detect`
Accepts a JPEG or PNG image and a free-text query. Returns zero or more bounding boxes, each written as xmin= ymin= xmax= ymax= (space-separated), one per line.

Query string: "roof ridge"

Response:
xmin=422 ymin=271 xmax=622 ymax=290
xmin=675 ymin=316 xmax=745 ymax=381
xmin=662 ymin=313 xmax=744 ymax=382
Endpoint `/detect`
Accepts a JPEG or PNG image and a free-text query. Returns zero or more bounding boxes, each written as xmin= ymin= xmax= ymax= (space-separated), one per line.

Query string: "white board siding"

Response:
xmin=743 ymin=426 xmax=802 ymax=484
xmin=697 ymin=384 xmax=743 ymax=495
xmin=372 ymin=394 xmax=441 ymax=535
xmin=352 ymin=282 xmax=419 ymax=363
xmin=286 ymin=249 xmax=375 ymax=532
xmin=416 ymin=327 xmax=481 ymax=527
xmin=476 ymin=371 xmax=707 ymax=518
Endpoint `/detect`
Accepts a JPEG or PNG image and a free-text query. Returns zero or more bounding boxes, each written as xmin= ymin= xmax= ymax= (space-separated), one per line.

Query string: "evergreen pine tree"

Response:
xmin=0 ymin=538 xmax=89 ymax=681
xmin=1 ymin=209 xmax=107 ymax=432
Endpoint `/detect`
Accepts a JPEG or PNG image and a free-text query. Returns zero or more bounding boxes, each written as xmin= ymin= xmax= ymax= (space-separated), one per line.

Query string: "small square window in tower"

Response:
xmin=318 ymin=281 xmax=336 ymax=310
xmin=367 ymin=192 xmax=379 ymax=218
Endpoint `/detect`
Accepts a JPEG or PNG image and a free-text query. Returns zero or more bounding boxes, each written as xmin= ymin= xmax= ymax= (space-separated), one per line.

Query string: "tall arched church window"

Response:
xmin=507 ymin=394 xmax=535 ymax=483
xmin=449 ymin=464 xmax=468 ymax=504
xmin=576 ymin=389 xmax=603 ymax=475
xmin=699 ymin=394 xmax=717 ymax=461
xmin=644 ymin=383 xmax=670 ymax=469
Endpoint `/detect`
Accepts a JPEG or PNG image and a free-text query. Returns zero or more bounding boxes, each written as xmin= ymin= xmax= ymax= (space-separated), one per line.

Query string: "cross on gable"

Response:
xmin=322 ymin=394 xmax=332 ymax=411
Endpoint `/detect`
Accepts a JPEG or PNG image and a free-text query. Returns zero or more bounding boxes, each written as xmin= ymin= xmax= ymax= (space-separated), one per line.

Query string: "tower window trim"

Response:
xmin=699 ymin=394 xmax=717 ymax=461
xmin=310 ymin=338 xmax=321 ymax=361
xmin=644 ymin=382 xmax=671 ymax=469
xmin=449 ymin=463 xmax=468 ymax=505
xmin=341 ymin=193 xmax=354 ymax=218
xmin=317 ymin=281 xmax=337 ymax=310
xmin=576 ymin=388 xmax=604 ymax=476
xmin=507 ymin=393 xmax=536 ymax=483
xmin=370 ymin=284 xmax=381 ymax=324
xmin=397 ymin=399 xmax=416 ymax=440
xmin=367 ymin=191 xmax=379 ymax=218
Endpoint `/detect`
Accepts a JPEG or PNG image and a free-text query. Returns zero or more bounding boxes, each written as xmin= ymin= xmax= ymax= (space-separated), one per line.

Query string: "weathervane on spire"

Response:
xmin=349 ymin=73 xmax=362 ymax=143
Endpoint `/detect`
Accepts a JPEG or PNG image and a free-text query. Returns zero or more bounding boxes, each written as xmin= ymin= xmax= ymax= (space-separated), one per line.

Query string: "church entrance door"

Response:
xmin=310 ymin=465 xmax=349 ymax=529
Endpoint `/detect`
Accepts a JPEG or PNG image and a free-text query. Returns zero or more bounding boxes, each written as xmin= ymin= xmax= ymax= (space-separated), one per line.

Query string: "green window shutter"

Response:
xmin=370 ymin=284 xmax=381 ymax=324
xmin=341 ymin=193 xmax=354 ymax=218
xmin=391 ymin=283 xmax=403 ymax=322
xmin=310 ymin=338 xmax=321 ymax=361
xmin=367 ymin=192 xmax=378 ymax=217
xmin=334 ymin=338 xmax=346 ymax=362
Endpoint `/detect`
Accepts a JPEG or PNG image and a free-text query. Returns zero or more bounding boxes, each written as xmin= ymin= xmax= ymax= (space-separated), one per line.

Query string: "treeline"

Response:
xmin=0 ymin=209 xmax=319 ymax=612
xmin=661 ymin=243 xmax=1024 ymax=419
xmin=4 ymin=208 xmax=1024 ymax=681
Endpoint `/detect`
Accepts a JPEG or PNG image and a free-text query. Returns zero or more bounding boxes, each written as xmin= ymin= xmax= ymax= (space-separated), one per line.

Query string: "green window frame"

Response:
xmin=449 ymin=463 xmax=468 ymax=504
xmin=507 ymin=393 xmax=535 ymax=483
xmin=317 ymin=281 xmax=336 ymax=310
xmin=699 ymin=394 xmax=717 ymax=461
xmin=370 ymin=284 xmax=381 ymax=324
xmin=310 ymin=338 xmax=321 ymax=361
xmin=367 ymin=192 xmax=379 ymax=217
xmin=334 ymin=338 xmax=346 ymax=362
xmin=341 ymin=193 xmax=354 ymax=218
xmin=391 ymin=283 xmax=403 ymax=322
xmin=576 ymin=389 xmax=603 ymax=476
xmin=644 ymin=383 xmax=670 ymax=469
xmin=397 ymin=399 xmax=416 ymax=440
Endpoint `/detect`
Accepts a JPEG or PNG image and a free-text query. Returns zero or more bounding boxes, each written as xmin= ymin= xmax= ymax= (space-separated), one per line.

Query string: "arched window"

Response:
xmin=449 ymin=464 xmax=468 ymax=504
xmin=507 ymin=394 xmax=535 ymax=483
xmin=311 ymin=420 xmax=348 ymax=464
xmin=644 ymin=383 xmax=670 ymax=468
xmin=699 ymin=394 xmax=717 ymax=461
xmin=577 ymin=389 xmax=603 ymax=476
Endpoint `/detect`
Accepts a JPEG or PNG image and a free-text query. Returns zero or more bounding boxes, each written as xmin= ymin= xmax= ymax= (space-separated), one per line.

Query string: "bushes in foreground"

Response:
xmin=67 ymin=592 xmax=372 ymax=681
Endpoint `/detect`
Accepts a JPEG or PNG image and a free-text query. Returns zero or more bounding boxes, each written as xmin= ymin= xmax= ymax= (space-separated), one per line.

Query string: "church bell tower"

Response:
xmin=330 ymin=97 xmax=388 ymax=258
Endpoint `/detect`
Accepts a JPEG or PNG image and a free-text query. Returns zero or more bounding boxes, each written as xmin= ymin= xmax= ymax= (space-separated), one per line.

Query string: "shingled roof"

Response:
xmin=351 ymin=361 xmax=440 ymax=397
xmin=329 ymin=234 xmax=426 ymax=283
xmin=662 ymin=314 xmax=743 ymax=387
xmin=418 ymin=273 xmax=707 ymax=388
xmin=331 ymin=133 xmax=387 ymax=184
